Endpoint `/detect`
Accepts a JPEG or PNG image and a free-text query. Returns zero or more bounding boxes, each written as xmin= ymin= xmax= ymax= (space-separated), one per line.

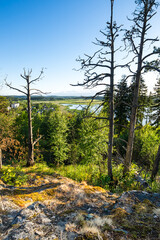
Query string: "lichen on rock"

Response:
xmin=0 ymin=175 xmax=160 ymax=239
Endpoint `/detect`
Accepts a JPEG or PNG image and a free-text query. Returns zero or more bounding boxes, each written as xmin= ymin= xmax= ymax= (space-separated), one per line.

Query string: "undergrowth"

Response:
xmin=0 ymin=166 xmax=28 ymax=186
xmin=54 ymin=163 xmax=160 ymax=193
xmin=0 ymin=162 xmax=159 ymax=192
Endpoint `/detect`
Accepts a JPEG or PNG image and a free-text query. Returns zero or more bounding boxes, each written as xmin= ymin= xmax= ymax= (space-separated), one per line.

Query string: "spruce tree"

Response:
xmin=114 ymin=76 xmax=130 ymax=136
xmin=152 ymin=78 xmax=160 ymax=126
xmin=128 ymin=77 xmax=148 ymax=126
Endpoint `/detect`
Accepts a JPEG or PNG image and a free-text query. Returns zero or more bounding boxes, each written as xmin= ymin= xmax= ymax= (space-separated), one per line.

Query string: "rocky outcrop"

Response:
xmin=0 ymin=175 xmax=160 ymax=239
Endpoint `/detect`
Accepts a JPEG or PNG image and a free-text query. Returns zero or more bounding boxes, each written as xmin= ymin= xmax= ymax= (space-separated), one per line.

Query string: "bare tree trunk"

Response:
xmin=124 ymin=73 xmax=140 ymax=173
xmin=26 ymin=77 xmax=34 ymax=167
xmin=0 ymin=148 xmax=2 ymax=169
xmin=108 ymin=98 xmax=114 ymax=180
xmin=151 ymin=144 xmax=160 ymax=181
xmin=108 ymin=0 xmax=114 ymax=181
xmin=5 ymin=69 xmax=45 ymax=167
xmin=72 ymin=0 xmax=121 ymax=181
xmin=124 ymin=4 xmax=147 ymax=174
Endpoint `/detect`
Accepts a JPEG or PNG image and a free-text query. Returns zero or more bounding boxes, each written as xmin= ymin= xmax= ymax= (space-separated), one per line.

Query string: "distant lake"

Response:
xmin=62 ymin=103 xmax=149 ymax=126
xmin=61 ymin=103 xmax=101 ymax=112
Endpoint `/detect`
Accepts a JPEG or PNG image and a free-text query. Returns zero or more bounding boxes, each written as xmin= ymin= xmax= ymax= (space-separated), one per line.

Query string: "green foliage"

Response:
xmin=133 ymin=125 xmax=160 ymax=169
xmin=152 ymin=78 xmax=160 ymax=126
xmin=0 ymin=101 xmax=26 ymax=165
xmin=54 ymin=162 xmax=159 ymax=193
xmin=112 ymin=163 xmax=140 ymax=192
xmin=14 ymin=111 xmax=28 ymax=147
xmin=0 ymin=96 xmax=9 ymax=113
xmin=0 ymin=162 xmax=159 ymax=192
xmin=66 ymin=110 xmax=109 ymax=169
xmin=1 ymin=98 xmax=159 ymax=193
xmin=114 ymin=128 xmax=129 ymax=159
xmin=114 ymin=77 xmax=148 ymax=135
xmin=1 ymin=166 xmax=28 ymax=186
xmin=68 ymin=111 xmax=108 ymax=167
xmin=78 ymin=115 xmax=108 ymax=165
xmin=114 ymin=76 xmax=130 ymax=136
xmin=145 ymin=92 xmax=154 ymax=125
xmin=151 ymin=179 xmax=160 ymax=192
xmin=41 ymin=110 xmax=69 ymax=165
xmin=128 ymin=77 xmax=148 ymax=126
xmin=115 ymin=125 xmax=160 ymax=171
xmin=24 ymin=162 xmax=56 ymax=175
xmin=136 ymin=78 xmax=148 ymax=125
xmin=55 ymin=164 xmax=107 ymax=187
xmin=56 ymin=162 xmax=160 ymax=193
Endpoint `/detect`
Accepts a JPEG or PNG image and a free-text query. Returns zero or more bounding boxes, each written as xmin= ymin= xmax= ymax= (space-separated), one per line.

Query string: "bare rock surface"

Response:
xmin=0 ymin=175 xmax=160 ymax=240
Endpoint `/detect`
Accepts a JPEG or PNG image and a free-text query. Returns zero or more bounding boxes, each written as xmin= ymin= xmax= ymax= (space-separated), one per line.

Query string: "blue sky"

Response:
xmin=0 ymin=0 xmax=159 ymax=96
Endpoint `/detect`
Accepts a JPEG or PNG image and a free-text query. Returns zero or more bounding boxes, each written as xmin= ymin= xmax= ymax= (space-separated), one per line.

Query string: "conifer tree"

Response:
xmin=152 ymin=78 xmax=160 ymax=126
xmin=123 ymin=0 xmax=160 ymax=174
xmin=128 ymin=77 xmax=148 ymax=126
xmin=114 ymin=76 xmax=130 ymax=136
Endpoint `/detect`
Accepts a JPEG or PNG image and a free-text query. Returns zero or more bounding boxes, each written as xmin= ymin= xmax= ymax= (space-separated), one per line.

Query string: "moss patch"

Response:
xmin=75 ymin=233 xmax=100 ymax=240
xmin=82 ymin=185 xmax=107 ymax=194
xmin=122 ymin=222 xmax=153 ymax=239
xmin=111 ymin=208 xmax=129 ymax=222
xmin=133 ymin=199 xmax=155 ymax=214
xmin=9 ymin=187 xmax=58 ymax=207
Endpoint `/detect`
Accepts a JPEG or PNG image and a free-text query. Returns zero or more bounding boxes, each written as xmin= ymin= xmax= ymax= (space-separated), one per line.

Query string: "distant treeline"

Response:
xmin=5 ymin=95 xmax=103 ymax=101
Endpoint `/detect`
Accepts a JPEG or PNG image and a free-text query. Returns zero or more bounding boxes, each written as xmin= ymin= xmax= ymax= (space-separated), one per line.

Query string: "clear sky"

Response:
xmin=0 ymin=0 xmax=159 ymax=96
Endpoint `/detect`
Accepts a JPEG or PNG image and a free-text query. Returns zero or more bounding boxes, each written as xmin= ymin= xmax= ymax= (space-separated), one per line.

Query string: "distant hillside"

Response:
xmin=5 ymin=95 xmax=103 ymax=101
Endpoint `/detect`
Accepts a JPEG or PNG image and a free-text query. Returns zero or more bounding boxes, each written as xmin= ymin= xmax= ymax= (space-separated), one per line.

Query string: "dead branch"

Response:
xmin=33 ymin=135 xmax=43 ymax=146
xmin=5 ymin=80 xmax=27 ymax=95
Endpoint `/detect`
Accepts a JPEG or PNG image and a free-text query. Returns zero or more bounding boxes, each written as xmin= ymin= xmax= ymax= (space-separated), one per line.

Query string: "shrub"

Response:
xmin=1 ymin=166 xmax=28 ymax=186
xmin=133 ymin=125 xmax=160 ymax=169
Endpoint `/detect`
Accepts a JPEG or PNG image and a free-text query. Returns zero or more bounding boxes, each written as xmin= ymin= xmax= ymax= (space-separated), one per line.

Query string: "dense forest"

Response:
xmin=0 ymin=74 xmax=159 ymax=192
xmin=0 ymin=0 xmax=160 ymax=194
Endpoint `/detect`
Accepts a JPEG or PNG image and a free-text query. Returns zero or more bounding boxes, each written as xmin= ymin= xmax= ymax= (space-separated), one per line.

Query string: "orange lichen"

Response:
xmin=11 ymin=197 xmax=30 ymax=207
xmin=45 ymin=188 xmax=57 ymax=196
xmin=7 ymin=186 xmax=58 ymax=207
xmin=82 ymin=185 xmax=107 ymax=194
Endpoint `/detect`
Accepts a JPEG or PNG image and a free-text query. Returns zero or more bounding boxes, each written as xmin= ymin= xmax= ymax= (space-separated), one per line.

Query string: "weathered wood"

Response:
xmin=5 ymin=69 xmax=45 ymax=167
xmin=134 ymin=172 xmax=151 ymax=189
xmin=26 ymin=75 xmax=34 ymax=167
xmin=124 ymin=0 xmax=159 ymax=174
xmin=107 ymin=0 xmax=114 ymax=181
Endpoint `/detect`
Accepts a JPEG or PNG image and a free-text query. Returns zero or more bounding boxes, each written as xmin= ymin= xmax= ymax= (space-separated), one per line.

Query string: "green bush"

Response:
xmin=1 ymin=162 xmax=159 ymax=193
xmin=54 ymin=162 xmax=160 ymax=193
xmin=40 ymin=110 xmax=69 ymax=165
xmin=1 ymin=166 xmax=28 ymax=186
xmin=133 ymin=125 xmax=160 ymax=169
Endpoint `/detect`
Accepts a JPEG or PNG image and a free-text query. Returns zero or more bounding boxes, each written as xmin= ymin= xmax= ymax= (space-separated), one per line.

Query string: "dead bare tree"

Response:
xmin=72 ymin=0 xmax=126 ymax=180
xmin=5 ymin=69 xmax=46 ymax=167
xmin=123 ymin=0 xmax=160 ymax=174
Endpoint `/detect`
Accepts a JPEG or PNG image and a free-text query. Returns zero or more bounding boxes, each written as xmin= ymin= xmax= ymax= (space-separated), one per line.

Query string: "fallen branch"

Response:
xmin=134 ymin=172 xmax=151 ymax=189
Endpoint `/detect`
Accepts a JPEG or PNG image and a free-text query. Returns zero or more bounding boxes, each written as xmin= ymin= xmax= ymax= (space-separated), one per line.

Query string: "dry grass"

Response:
xmin=153 ymin=207 xmax=160 ymax=216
